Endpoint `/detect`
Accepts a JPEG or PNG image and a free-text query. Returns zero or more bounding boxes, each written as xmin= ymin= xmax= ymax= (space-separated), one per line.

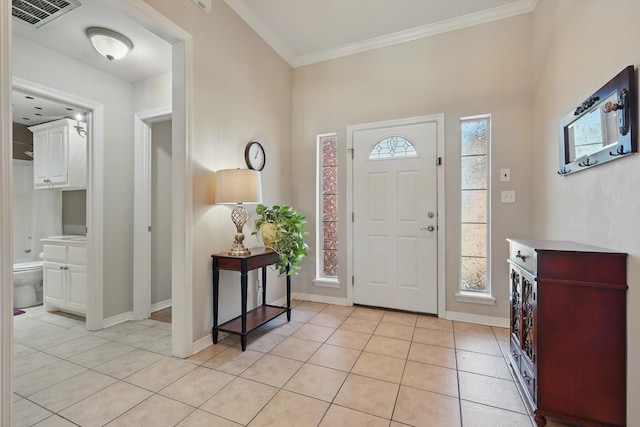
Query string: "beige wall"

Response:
xmin=144 ymin=0 xmax=293 ymax=339
xmin=531 ymin=0 xmax=640 ymax=422
xmin=292 ymin=14 xmax=533 ymax=319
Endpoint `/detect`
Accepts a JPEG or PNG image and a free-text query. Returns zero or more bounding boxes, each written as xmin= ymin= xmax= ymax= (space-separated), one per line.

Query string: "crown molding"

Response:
xmin=228 ymin=0 xmax=537 ymax=68
xmin=292 ymin=0 xmax=537 ymax=67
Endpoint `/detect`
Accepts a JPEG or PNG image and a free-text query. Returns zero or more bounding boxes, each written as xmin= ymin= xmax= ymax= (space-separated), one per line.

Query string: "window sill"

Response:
xmin=455 ymin=291 xmax=496 ymax=306
xmin=313 ymin=278 xmax=340 ymax=288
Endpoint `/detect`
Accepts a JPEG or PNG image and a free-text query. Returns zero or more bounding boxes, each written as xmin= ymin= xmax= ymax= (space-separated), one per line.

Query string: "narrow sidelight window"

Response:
xmin=460 ymin=116 xmax=490 ymax=294
xmin=316 ymin=134 xmax=339 ymax=284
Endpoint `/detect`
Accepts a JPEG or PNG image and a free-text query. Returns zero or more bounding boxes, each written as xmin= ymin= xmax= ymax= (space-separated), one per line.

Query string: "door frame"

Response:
xmin=1 ymin=4 xmax=193 ymax=422
xmin=133 ymin=107 xmax=172 ymax=321
xmin=107 ymin=0 xmax=194 ymax=359
xmin=346 ymin=114 xmax=446 ymax=316
xmin=13 ymin=77 xmax=105 ymax=332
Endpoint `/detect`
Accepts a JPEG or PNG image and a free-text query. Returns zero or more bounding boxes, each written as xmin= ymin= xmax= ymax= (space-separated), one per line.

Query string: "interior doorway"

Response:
xmin=133 ymin=109 xmax=173 ymax=321
xmin=12 ymin=78 xmax=104 ymax=331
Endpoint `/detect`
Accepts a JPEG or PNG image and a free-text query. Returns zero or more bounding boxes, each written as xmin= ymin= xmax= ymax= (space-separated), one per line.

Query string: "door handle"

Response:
xmin=420 ymin=226 xmax=435 ymax=232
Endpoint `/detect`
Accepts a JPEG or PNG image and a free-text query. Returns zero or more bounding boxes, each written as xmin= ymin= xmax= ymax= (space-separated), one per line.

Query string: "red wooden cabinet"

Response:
xmin=507 ymin=239 xmax=627 ymax=427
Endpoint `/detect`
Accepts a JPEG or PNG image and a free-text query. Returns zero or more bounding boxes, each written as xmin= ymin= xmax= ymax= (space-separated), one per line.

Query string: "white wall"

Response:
xmin=531 ymin=0 xmax=640 ymax=422
xmin=133 ymin=72 xmax=172 ymax=113
xmin=12 ymin=35 xmax=135 ymax=318
xmin=292 ymin=14 xmax=533 ymax=319
xmin=144 ymin=0 xmax=293 ymax=340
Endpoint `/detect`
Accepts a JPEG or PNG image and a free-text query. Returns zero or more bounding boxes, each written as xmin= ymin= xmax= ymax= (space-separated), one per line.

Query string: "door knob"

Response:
xmin=427 ymin=225 xmax=435 ymax=232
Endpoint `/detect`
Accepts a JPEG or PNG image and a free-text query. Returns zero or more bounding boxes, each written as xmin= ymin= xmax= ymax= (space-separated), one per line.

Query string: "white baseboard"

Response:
xmin=270 ymin=293 xmax=350 ymax=307
xmin=444 ymin=310 xmax=509 ymax=328
xmin=151 ymin=299 xmax=172 ymax=313
xmin=192 ymin=332 xmax=213 ymax=355
xmin=103 ymin=311 xmax=133 ymax=329
xmin=291 ymin=292 xmax=350 ymax=306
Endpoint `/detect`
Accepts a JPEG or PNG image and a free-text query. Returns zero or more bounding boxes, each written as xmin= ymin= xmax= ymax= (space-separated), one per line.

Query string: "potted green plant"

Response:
xmin=252 ymin=204 xmax=309 ymax=275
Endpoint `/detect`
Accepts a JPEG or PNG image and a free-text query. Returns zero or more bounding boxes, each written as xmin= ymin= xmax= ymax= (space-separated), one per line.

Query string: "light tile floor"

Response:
xmin=12 ymin=301 xmax=570 ymax=426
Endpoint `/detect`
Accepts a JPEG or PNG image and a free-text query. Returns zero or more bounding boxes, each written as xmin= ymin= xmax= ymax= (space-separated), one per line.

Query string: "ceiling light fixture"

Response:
xmin=85 ymin=27 xmax=133 ymax=61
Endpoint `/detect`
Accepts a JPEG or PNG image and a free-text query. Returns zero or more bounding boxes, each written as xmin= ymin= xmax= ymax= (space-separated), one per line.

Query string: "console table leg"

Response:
xmin=212 ymin=258 xmax=220 ymax=344
xmin=261 ymin=266 xmax=267 ymax=306
xmin=241 ymin=269 xmax=248 ymax=348
xmin=286 ymin=263 xmax=291 ymax=321
xmin=241 ymin=334 xmax=247 ymax=351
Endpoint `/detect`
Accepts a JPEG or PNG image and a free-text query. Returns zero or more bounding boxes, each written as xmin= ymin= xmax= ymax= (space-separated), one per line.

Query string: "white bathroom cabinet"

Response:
xmin=29 ymin=118 xmax=86 ymax=190
xmin=42 ymin=237 xmax=87 ymax=316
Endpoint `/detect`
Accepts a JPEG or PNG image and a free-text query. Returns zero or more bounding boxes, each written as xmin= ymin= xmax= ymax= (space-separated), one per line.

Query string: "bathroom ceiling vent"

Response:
xmin=12 ymin=0 xmax=81 ymax=28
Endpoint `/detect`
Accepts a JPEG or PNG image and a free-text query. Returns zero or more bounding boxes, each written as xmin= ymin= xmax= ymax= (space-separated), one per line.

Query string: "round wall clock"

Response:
xmin=245 ymin=141 xmax=266 ymax=171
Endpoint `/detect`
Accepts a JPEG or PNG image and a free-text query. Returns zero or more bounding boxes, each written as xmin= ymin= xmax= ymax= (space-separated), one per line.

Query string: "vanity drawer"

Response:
xmin=520 ymin=361 xmax=536 ymax=403
xmin=509 ymin=339 xmax=521 ymax=372
xmin=509 ymin=241 xmax=536 ymax=275
xmin=43 ymin=244 xmax=66 ymax=262
xmin=67 ymin=246 xmax=86 ymax=264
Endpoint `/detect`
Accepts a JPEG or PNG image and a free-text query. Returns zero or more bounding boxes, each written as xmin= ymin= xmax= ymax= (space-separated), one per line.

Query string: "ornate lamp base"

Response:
xmin=228 ymin=203 xmax=251 ymax=256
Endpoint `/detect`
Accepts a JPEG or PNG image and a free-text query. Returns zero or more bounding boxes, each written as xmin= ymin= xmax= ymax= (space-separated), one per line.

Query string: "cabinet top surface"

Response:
xmin=507 ymin=239 xmax=626 ymax=255
xmin=41 ymin=235 xmax=86 ymax=246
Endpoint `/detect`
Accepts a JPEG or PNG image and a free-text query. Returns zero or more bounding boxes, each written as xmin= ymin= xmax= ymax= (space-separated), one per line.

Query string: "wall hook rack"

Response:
xmin=609 ymin=145 xmax=628 ymax=156
xmin=578 ymin=158 xmax=597 ymax=167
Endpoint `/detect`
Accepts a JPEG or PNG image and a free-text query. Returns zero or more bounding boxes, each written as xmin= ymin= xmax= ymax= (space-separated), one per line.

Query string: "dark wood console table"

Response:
xmin=212 ymin=247 xmax=291 ymax=351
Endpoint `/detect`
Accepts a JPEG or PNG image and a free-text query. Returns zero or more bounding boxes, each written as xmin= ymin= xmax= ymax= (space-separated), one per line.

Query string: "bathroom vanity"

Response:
xmin=41 ymin=235 xmax=87 ymax=316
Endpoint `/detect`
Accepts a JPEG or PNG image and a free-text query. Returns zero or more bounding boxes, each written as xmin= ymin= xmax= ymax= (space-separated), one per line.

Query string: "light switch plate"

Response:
xmin=501 ymin=190 xmax=516 ymax=203
xmin=500 ymin=168 xmax=511 ymax=182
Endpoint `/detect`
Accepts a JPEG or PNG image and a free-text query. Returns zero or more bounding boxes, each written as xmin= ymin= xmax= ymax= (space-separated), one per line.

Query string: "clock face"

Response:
xmin=245 ymin=141 xmax=266 ymax=171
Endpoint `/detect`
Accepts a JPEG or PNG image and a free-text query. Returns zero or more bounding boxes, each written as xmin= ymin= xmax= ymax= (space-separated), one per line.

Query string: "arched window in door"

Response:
xmin=369 ymin=135 xmax=417 ymax=159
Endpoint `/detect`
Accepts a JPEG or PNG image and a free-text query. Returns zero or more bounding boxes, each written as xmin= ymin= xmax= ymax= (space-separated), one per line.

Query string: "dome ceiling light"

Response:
xmin=85 ymin=27 xmax=133 ymax=61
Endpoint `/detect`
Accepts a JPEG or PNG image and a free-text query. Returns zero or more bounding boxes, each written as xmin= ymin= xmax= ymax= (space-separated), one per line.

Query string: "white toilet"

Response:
xmin=13 ymin=260 xmax=44 ymax=309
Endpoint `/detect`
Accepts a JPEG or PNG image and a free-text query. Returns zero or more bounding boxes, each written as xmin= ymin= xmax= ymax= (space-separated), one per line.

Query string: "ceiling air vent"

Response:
xmin=12 ymin=0 xmax=81 ymax=28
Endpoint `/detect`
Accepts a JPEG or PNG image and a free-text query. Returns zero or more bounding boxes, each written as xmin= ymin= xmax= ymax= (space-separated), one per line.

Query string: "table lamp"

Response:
xmin=215 ymin=169 xmax=262 ymax=256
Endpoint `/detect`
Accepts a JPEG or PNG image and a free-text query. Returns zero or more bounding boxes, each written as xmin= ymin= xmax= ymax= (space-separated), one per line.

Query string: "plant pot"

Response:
xmin=261 ymin=223 xmax=277 ymax=247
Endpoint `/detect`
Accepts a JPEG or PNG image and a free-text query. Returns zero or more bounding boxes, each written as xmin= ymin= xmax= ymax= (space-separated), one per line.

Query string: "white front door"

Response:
xmin=352 ymin=120 xmax=438 ymax=314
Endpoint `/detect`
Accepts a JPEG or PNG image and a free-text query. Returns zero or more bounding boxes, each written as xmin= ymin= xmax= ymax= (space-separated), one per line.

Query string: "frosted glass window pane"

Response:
xmin=461 ymin=119 xmax=487 ymax=155
xmin=369 ymin=136 xmax=417 ymax=159
xmin=323 ymin=194 xmax=337 ymax=221
xmin=323 ymin=221 xmax=337 ymax=250
xmin=323 ymin=137 xmax=337 ymax=166
xmin=461 ymin=190 xmax=487 ymax=223
xmin=323 ymin=250 xmax=338 ymax=277
xmin=461 ymin=223 xmax=486 ymax=257
xmin=461 ymin=257 xmax=486 ymax=291
xmin=461 ymin=156 xmax=487 ymax=190
xmin=323 ymin=166 xmax=337 ymax=195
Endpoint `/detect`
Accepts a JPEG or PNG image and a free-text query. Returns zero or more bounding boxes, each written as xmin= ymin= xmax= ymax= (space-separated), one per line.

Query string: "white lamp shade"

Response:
xmin=86 ymin=27 xmax=133 ymax=61
xmin=215 ymin=169 xmax=262 ymax=204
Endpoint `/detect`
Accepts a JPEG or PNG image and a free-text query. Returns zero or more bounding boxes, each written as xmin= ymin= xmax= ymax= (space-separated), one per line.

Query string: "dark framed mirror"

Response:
xmin=558 ymin=65 xmax=637 ymax=176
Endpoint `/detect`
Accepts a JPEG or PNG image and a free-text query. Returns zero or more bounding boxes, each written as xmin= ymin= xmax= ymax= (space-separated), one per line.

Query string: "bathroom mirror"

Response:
xmin=558 ymin=66 xmax=637 ymax=175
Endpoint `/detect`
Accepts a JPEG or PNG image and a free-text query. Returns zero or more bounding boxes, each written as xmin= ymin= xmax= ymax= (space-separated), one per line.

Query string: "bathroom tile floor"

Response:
xmin=12 ymin=302 xmax=571 ymax=427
